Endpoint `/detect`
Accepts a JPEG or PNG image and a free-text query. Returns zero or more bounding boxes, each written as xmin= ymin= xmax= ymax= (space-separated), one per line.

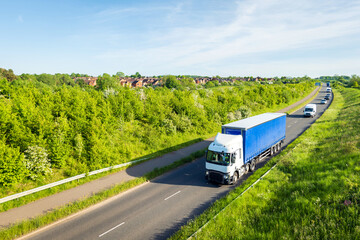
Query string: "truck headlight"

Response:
xmin=205 ymin=171 xmax=209 ymax=176
xmin=223 ymin=173 xmax=229 ymax=180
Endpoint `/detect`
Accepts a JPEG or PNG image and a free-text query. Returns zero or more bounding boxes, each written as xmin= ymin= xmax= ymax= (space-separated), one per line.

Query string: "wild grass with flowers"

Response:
xmin=171 ymin=87 xmax=360 ymax=239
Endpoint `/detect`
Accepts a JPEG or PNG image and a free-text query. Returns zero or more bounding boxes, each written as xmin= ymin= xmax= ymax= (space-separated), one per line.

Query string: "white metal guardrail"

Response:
xmin=0 ymin=157 xmax=148 ymax=204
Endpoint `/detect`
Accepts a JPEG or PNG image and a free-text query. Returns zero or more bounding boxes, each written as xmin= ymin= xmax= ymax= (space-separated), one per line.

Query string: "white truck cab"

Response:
xmin=303 ymin=104 xmax=316 ymax=118
xmin=205 ymin=133 xmax=243 ymax=184
xmin=206 ymin=113 xmax=287 ymax=185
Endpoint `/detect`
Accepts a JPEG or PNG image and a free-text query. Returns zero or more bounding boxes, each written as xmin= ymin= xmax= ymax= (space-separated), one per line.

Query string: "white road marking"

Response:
xmin=164 ymin=191 xmax=181 ymax=201
xmin=17 ymin=182 xmax=151 ymax=240
xmin=99 ymin=222 xmax=125 ymax=238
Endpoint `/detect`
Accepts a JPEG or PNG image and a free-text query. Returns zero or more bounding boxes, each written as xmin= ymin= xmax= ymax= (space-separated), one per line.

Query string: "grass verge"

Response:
xmin=170 ymin=87 xmax=360 ymax=239
xmin=0 ymin=149 xmax=207 ymax=240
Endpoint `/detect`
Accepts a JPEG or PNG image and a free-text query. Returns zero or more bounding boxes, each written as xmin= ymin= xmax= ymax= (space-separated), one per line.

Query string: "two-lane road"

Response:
xmin=24 ymin=85 xmax=331 ymax=240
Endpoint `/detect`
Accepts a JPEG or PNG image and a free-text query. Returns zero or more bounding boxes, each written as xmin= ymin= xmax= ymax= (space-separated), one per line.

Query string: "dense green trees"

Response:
xmin=0 ymin=139 xmax=25 ymax=186
xmin=116 ymin=72 xmax=125 ymax=78
xmin=130 ymin=72 xmax=142 ymax=78
xmin=0 ymin=68 xmax=17 ymax=82
xmin=349 ymin=75 xmax=360 ymax=88
xmin=96 ymin=73 xmax=118 ymax=90
xmin=164 ymin=75 xmax=196 ymax=90
xmin=164 ymin=75 xmax=181 ymax=89
xmin=0 ymin=74 xmax=313 ymax=189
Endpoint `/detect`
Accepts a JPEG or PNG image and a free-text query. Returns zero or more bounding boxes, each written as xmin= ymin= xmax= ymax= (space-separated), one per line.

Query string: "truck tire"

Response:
xmin=245 ymin=163 xmax=250 ymax=173
xmin=250 ymin=160 xmax=256 ymax=172
xmin=232 ymin=171 xmax=239 ymax=184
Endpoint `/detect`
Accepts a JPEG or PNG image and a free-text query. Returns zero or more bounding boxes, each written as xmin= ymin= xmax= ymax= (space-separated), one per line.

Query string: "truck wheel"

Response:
xmin=232 ymin=171 xmax=239 ymax=184
xmin=250 ymin=160 xmax=256 ymax=172
xmin=245 ymin=163 xmax=250 ymax=173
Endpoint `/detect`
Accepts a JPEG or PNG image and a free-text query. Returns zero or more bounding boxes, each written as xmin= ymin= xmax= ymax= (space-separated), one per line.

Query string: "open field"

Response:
xmin=171 ymin=87 xmax=360 ymax=239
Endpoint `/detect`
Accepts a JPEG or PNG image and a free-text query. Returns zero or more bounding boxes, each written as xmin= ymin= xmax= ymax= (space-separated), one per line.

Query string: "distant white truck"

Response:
xmin=303 ymin=104 xmax=316 ymax=118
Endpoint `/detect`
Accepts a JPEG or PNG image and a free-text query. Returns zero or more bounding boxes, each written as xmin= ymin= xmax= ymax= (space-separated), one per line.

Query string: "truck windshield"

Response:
xmin=206 ymin=150 xmax=231 ymax=166
xmin=304 ymin=108 xmax=313 ymax=112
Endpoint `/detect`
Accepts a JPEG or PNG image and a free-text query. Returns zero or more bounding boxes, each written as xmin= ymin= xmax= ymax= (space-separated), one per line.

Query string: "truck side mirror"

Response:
xmin=231 ymin=154 xmax=236 ymax=164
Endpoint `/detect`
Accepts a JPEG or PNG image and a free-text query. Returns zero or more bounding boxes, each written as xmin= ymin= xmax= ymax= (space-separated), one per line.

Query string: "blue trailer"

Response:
xmin=327 ymin=82 xmax=330 ymax=87
xmin=206 ymin=113 xmax=286 ymax=184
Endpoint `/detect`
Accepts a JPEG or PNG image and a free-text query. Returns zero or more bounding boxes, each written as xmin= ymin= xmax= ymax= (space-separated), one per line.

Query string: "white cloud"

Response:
xmin=93 ymin=0 xmax=360 ymax=76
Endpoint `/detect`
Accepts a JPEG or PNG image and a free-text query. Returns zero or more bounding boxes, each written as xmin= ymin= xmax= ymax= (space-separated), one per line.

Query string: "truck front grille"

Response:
xmin=209 ymin=171 xmax=223 ymax=183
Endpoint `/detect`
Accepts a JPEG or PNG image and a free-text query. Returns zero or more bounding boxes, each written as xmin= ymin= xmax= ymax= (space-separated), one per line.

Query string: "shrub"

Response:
xmin=0 ymin=140 xmax=26 ymax=186
xmin=161 ymin=119 xmax=177 ymax=135
xmin=24 ymin=146 xmax=52 ymax=180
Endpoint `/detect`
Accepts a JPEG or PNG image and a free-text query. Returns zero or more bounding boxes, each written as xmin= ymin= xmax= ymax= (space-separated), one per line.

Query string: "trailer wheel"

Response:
xmin=250 ymin=160 xmax=256 ymax=172
xmin=245 ymin=163 xmax=250 ymax=173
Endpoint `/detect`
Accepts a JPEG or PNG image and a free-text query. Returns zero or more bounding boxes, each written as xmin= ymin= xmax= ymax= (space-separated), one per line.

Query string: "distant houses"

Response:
xmin=73 ymin=76 xmax=275 ymax=88
xmin=74 ymin=77 xmax=98 ymax=86
xmin=119 ymin=77 xmax=161 ymax=88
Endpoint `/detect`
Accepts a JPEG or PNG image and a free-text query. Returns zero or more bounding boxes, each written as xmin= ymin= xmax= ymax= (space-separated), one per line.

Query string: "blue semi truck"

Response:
xmin=205 ymin=113 xmax=286 ymax=184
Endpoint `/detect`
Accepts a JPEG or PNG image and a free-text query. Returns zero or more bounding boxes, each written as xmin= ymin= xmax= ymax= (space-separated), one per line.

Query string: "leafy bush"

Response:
xmin=0 ymin=139 xmax=25 ymax=186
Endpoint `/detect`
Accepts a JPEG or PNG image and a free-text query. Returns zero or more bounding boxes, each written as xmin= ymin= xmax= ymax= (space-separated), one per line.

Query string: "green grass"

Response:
xmin=0 ymin=149 xmax=206 ymax=240
xmin=170 ymin=87 xmax=360 ymax=240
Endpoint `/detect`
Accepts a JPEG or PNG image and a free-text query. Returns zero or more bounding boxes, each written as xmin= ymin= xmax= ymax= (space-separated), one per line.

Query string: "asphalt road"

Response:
xmin=24 ymin=85 xmax=331 ymax=240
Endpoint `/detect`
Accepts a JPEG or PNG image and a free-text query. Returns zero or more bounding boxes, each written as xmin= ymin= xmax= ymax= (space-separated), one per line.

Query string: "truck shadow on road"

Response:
xmin=287 ymin=114 xmax=305 ymax=119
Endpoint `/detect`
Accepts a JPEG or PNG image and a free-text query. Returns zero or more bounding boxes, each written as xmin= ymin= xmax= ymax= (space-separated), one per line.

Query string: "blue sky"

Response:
xmin=1 ymin=0 xmax=360 ymax=77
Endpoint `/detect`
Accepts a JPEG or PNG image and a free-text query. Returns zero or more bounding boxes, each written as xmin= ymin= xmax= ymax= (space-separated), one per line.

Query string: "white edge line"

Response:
xmin=99 ymin=222 xmax=125 ymax=238
xmin=15 ymin=182 xmax=150 ymax=240
xmin=164 ymin=191 xmax=181 ymax=201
